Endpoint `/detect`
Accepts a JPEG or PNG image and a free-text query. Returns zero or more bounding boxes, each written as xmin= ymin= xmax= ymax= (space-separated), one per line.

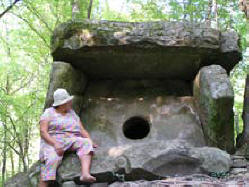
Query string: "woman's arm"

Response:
xmin=40 ymin=120 xmax=56 ymax=145
xmin=79 ymin=121 xmax=98 ymax=148
xmin=40 ymin=120 xmax=64 ymax=156
xmin=79 ymin=121 xmax=91 ymax=139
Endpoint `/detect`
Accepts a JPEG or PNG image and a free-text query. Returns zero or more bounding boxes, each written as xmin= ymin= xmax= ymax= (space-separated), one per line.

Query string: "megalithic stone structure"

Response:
xmin=5 ymin=20 xmax=242 ymax=187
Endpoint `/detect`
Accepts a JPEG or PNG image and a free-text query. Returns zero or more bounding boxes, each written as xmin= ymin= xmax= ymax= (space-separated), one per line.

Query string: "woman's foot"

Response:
xmin=80 ymin=174 xmax=96 ymax=182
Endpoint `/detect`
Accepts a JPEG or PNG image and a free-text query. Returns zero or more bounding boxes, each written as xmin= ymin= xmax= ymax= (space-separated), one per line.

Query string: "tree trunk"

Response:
xmin=18 ymin=156 xmax=22 ymax=172
xmin=88 ymin=0 xmax=93 ymax=19
xmin=10 ymin=150 xmax=15 ymax=176
xmin=72 ymin=0 xmax=86 ymax=20
xmin=2 ymin=73 xmax=10 ymax=186
xmin=239 ymin=0 xmax=249 ymax=19
xmin=206 ymin=0 xmax=213 ymax=25
xmin=242 ymin=75 xmax=249 ymax=143
xmin=213 ymin=0 xmax=219 ymax=28
xmin=183 ymin=0 xmax=187 ymax=20
xmin=2 ymin=122 xmax=7 ymax=187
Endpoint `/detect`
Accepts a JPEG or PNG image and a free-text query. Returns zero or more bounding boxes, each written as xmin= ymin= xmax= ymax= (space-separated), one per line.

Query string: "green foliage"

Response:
xmin=0 ymin=0 xmax=248 ymax=185
xmin=0 ymin=0 xmax=75 ymax=184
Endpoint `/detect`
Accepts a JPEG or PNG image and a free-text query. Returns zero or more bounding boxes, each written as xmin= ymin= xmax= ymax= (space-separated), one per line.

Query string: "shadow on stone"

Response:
xmin=123 ymin=116 xmax=150 ymax=140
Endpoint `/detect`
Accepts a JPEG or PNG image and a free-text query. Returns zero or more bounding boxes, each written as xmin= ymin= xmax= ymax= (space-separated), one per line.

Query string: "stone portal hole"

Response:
xmin=123 ymin=116 xmax=150 ymax=139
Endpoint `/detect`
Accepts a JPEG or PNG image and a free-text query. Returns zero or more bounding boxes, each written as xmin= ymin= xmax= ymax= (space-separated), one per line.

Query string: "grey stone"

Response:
xmin=109 ymin=179 xmax=249 ymax=186
xmin=56 ymin=141 xmax=231 ymax=183
xmin=51 ymin=20 xmax=241 ymax=80
xmin=3 ymin=145 xmax=232 ymax=186
xmin=4 ymin=161 xmax=42 ymax=187
xmin=109 ymin=181 xmax=152 ymax=187
xmin=62 ymin=181 xmax=108 ymax=187
xmin=81 ymin=93 xmax=205 ymax=149
xmin=234 ymin=143 xmax=249 ymax=158
xmin=231 ymin=157 xmax=247 ymax=168
xmin=91 ymin=183 xmax=108 ymax=187
xmin=220 ymin=30 xmax=240 ymax=53
xmin=28 ymin=161 xmax=40 ymax=187
xmin=57 ymin=153 xmax=81 ymax=183
xmin=44 ymin=61 xmax=87 ymax=114
xmin=230 ymin=168 xmax=248 ymax=175
xmin=62 ymin=181 xmax=78 ymax=187
xmin=189 ymin=147 xmax=232 ymax=173
xmin=193 ymin=65 xmax=235 ymax=153
xmin=4 ymin=172 xmax=31 ymax=187
xmin=6 ymin=20 xmax=242 ymax=187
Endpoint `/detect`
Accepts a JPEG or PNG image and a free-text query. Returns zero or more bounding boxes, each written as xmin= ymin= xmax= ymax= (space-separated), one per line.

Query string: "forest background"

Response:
xmin=0 ymin=0 xmax=248 ymax=186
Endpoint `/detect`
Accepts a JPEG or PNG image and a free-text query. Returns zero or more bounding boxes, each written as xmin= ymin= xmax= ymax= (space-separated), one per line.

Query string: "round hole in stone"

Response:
xmin=122 ymin=116 xmax=150 ymax=140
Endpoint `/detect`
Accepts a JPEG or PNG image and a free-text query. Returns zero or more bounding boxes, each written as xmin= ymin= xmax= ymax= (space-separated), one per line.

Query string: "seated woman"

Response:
xmin=39 ymin=88 xmax=97 ymax=187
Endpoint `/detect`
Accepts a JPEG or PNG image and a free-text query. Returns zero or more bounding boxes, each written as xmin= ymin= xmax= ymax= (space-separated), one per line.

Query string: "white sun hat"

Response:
xmin=52 ymin=88 xmax=74 ymax=107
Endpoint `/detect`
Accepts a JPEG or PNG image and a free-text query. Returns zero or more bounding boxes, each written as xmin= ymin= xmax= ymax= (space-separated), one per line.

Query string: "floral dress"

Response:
xmin=39 ymin=107 xmax=94 ymax=181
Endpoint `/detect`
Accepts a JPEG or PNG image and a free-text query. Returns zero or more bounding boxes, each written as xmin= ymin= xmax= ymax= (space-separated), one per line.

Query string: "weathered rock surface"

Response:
xmin=51 ymin=20 xmax=241 ymax=80
xmin=44 ymin=61 xmax=87 ymax=113
xmin=109 ymin=178 xmax=249 ymax=187
xmin=5 ymin=141 xmax=232 ymax=187
xmin=194 ymin=65 xmax=234 ymax=153
xmin=4 ymin=161 xmax=59 ymax=187
xmin=62 ymin=181 xmax=108 ymax=187
xmin=231 ymin=155 xmax=248 ymax=168
xmin=108 ymin=179 xmax=249 ymax=187
xmin=5 ymin=20 xmax=243 ymax=187
xmin=4 ymin=172 xmax=31 ymax=187
xmin=56 ymin=142 xmax=231 ymax=183
xmin=193 ymin=65 xmax=235 ymax=153
xmin=81 ymin=90 xmax=205 ymax=148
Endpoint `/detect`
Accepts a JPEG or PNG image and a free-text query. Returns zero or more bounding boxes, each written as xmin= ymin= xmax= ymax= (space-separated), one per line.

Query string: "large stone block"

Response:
xmin=193 ymin=65 xmax=235 ymax=153
xmin=51 ymin=20 xmax=241 ymax=80
xmin=80 ymin=88 xmax=205 ymax=148
xmin=55 ymin=141 xmax=231 ymax=183
xmin=4 ymin=172 xmax=31 ymax=187
xmin=44 ymin=61 xmax=87 ymax=114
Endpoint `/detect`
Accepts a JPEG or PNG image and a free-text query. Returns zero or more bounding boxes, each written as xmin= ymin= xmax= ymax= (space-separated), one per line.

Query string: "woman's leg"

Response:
xmin=72 ymin=137 xmax=96 ymax=182
xmin=39 ymin=148 xmax=63 ymax=185
xmin=79 ymin=151 xmax=96 ymax=181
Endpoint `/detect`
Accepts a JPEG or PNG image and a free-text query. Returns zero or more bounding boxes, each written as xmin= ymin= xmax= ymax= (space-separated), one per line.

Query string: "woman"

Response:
xmin=39 ymin=88 xmax=97 ymax=187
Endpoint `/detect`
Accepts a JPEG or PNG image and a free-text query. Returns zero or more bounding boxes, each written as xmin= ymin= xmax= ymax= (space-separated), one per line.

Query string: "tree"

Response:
xmin=237 ymin=75 xmax=249 ymax=149
xmin=0 ymin=0 xmax=73 ymax=184
xmin=0 ymin=0 xmax=21 ymax=19
xmin=88 ymin=0 xmax=93 ymax=18
xmin=239 ymin=0 xmax=249 ymax=19
xmin=0 ymin=0 xmax=248 ymax=183
xmin=236 ymin=0 xmax=249 ymax=153
xmin=72 ymin=0 xmax=91 ymax=20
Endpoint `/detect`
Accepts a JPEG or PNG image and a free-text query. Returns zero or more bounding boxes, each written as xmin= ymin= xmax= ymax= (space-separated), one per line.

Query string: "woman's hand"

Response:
xmin=79 ymin=121 xmax=98 ymax=148
xmin=89 ymin=139 xmax=98 ymax=148
xmin=54 ymin=143 xmax=64 ymax=156
xmin=93 ymin=142 xmax=98 ymax=148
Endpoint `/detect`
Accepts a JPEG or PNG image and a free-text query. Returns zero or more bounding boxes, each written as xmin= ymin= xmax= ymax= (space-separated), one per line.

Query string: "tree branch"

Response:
xmin=0 ymin=0 xmax=21 ymax=19
xmin=23 ymin=0 xmax=53 ymax=33
xmin=10 ymin=12 xmax=50 ymax=48
xmin=10 ymin=73 xmax=35 ymax=95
